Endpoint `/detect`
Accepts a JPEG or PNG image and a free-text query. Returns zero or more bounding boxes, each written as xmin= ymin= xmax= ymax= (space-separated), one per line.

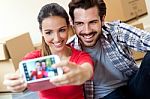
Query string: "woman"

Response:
xmin=3 ymin=3 xmax=93 ymax=99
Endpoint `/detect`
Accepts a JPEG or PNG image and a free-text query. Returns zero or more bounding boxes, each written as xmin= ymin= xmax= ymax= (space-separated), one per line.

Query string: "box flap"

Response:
xmin=6 ymin=32 xmax=35 ymax=70
xmin=0 ymin=43 xmax=10 ymax=60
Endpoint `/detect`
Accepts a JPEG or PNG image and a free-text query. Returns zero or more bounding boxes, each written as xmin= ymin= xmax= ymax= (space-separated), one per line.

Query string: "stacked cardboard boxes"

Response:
xmin=0 ymin=32 xmax=35 ymax=92
xmin=104 ymin=0 xmax=148 ymax=22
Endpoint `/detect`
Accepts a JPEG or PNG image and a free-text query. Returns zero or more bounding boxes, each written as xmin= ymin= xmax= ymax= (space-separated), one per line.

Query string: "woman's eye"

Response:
xmin=45 ymin=31 xmax=52 ymax=35
xmin=59 ymin=29 xmax=66 ymax=33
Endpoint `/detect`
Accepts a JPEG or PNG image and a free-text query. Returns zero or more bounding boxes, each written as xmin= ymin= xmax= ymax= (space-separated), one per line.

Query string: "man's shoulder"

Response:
xmin=104 ymin=20 xmax=122 ymax=28
xmin=103 ymin=20 xmax=130 ymax=36
xmin=67 ymin=34 xmax=77 ymax=44
xmin=104 ymin=20 xmax=132 ymax=30
xmin=67 ymin=35 xmax=81 ymax=50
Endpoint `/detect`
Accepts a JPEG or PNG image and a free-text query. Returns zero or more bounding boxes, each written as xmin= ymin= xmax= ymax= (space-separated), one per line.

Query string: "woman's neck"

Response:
xmin=52 ymin=46 xmax=71 ymax=60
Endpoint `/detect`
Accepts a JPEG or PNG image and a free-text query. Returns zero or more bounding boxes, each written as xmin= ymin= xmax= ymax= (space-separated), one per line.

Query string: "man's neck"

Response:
xmin=81 ymin=37 xmax=101 ymax=50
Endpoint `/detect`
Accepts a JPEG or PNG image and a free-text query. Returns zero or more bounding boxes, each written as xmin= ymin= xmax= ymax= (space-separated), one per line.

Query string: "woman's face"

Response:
xmin=41 ymin=16 xmax=69 ymax=54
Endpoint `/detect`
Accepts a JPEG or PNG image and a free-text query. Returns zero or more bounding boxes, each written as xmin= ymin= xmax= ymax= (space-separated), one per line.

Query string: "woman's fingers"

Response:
xmin=3 ymin=73 xmax=27 ymax=92
xmin=50 ymin=69 xmax=81 ymax=86
xmin=6 ymin=83 xmax=27 ymax=92
xmin=4 ymin=73 xmax=21 ymax=80
xmin=3 ymin=73 xmax=23 ymax=86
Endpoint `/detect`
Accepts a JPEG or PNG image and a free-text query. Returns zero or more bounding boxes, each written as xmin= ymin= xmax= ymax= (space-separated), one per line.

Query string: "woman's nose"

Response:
xmin=53 ymin=33 xmax=60 ymax=42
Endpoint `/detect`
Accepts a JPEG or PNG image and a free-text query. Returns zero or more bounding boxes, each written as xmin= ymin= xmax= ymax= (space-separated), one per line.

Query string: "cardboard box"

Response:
xmin=34 ymin=43 xmax=41 ymax=50
xmin=133 ymin=23 xmax=144 ymax=29
xmin=131 ymin=50 xmax=145 ymax=60
xmin=0 ymin=33 xmax=35 ymax=70
xmin=104 ymin=0 xmax=148 ymax=22
xmin=131 ymin=23 xmax=146 ymax=60
xmin=0 ymin=59 xmax=15 ymax=92
xmin=0 ymin=43 xmax=10 ymax=60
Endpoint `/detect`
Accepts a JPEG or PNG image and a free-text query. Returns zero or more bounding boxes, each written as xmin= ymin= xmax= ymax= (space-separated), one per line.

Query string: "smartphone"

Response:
xmin=19 ymin=55 xmax=63 ymax=91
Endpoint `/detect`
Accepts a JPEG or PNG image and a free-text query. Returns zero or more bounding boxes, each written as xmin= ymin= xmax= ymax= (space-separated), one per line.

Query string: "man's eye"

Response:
xmin=90 ymin=21 xmax=97 ymax=25
xmin=75 ymin=22 xmax=83 ymax=26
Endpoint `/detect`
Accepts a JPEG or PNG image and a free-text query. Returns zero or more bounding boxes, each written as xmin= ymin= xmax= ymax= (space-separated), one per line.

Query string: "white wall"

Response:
xmin=0 ymin=0 xmax=150 ymax=44
xmin=0 ymin=0 xmax=70 ymax=44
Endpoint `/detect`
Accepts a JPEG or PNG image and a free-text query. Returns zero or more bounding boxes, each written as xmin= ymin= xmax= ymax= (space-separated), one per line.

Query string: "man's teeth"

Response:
xmin=84 ymin=34 xmax=93 ymax=39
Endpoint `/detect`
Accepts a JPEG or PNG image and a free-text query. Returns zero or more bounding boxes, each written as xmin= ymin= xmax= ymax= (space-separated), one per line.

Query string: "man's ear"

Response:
xmin=101 ymin=15 xmax=105 ymax=26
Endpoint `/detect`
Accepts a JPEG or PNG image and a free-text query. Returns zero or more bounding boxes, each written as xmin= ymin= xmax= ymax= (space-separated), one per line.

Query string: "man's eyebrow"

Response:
xmin=89 ymin=19 xmax=99 ymax=22
xmin=74 ymin=21 xmax=83 ymax=23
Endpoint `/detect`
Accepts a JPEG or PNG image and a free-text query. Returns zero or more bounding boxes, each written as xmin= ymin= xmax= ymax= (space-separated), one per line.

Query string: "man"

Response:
xmin=67 ymin=0 xmax=150 ymax=99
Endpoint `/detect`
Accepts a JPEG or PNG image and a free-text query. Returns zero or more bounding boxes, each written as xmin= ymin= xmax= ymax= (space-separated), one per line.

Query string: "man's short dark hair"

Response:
xmin=68 ymin=0 xmax=106 ymax=22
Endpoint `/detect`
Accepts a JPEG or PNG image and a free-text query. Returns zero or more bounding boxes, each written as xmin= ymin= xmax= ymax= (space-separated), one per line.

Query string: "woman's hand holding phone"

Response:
xmin=3 ymin=70 xmax=27 ymax=92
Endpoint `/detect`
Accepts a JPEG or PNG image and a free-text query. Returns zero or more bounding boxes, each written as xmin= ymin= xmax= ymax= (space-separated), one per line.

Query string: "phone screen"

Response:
xmin=20 ymin=55 xmax=63 ymax=83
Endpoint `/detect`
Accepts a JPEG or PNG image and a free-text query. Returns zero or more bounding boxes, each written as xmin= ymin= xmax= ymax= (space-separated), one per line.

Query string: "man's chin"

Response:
xmin=79 ymin=38 xmax=96 ymax=47
xmin=82 ymin=42 xmax=96 ymax=47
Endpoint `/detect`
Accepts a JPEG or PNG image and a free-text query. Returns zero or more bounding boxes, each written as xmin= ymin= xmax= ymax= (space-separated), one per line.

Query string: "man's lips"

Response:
xmin=83 ymin=34 xmax=94 ymax=39
xmin=80 ymin=33 xmax=96 ymax=42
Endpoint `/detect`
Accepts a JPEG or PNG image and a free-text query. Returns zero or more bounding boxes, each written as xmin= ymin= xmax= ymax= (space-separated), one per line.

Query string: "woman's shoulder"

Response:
xmin=69 ymin=46 xmax=93 ymax=65
xmin=69 ymin=46 xmax=91 ymax=58
xmin=22 ymin=50 xmax=42 ymax=60
xmin=70 ymin=45 xmax=86 ymax=54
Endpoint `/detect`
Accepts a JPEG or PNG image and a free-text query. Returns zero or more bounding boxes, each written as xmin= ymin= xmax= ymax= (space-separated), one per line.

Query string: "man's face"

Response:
xmin=73 ymin=6 xmax=104 ymax=47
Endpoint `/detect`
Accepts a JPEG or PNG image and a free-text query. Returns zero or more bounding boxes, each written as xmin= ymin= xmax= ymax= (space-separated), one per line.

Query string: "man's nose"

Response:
xmin=83 ymin=24 xmax=92 ymax=34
